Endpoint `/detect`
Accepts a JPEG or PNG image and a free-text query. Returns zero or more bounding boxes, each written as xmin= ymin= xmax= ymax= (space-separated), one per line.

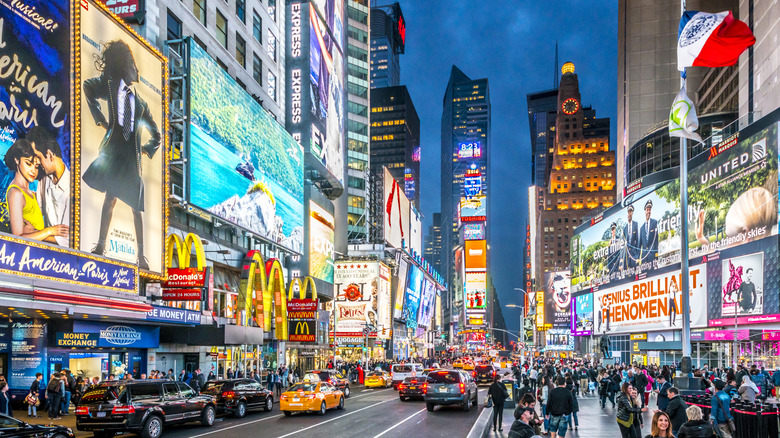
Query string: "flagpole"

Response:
xmin=679 ymin=0 xmax=693 ymax=366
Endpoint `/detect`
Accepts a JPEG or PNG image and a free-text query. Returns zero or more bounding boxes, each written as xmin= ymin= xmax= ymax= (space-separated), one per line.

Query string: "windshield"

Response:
xmin=289 ymin=383 xmax=318 ymax=392
xmin=368 ymin=372 xmax=383 ymax=376
xmin=427 ymin=372 xmax=460 ymax=384
xmin=393 ymin=365 xmax=412 ymax=373
xmin=201 ymin=382 xmax=224 ymax=394
xmin=80 ymin=385 xmax=127 ymax=404
xmin=476 ymin=366 xmax=493 ymax=372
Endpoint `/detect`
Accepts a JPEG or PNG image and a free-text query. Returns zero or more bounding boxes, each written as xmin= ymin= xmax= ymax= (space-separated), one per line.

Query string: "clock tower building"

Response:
xmin=535 ymin=62 xmax=616 ymax=281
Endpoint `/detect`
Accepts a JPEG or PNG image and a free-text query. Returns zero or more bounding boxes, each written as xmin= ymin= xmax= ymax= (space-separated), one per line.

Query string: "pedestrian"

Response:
xmin=634 ymin=367 xmax=648 ymax=407
xmin=61 ymin=369 xmax=74 ymax=415
xmin=655 ymin=374 xmax=671 ymax=411
xmin=529 ymin=367 xmax=538 ymax=393
xmin=772 ymin=368 xmax=780 ymax=398
xmin=616 ymin=383 xmax=646 ymax=438
xmin=508 ymin=405 xmax=537 ymax=438
xmin=46 ymin=373 xmax=63 ymax=420
xmin=545 ymin=376 xmax=574 ymax=438
xmin=488 ymin=376 xmax=510 ymax=432
xmin=710 ymin=380 xmax=734 ymax=438
xmin=565 ymin=376 xmax=579 ymax=431
xmin=539 ymin=376 xmax=551 ymax=433
xmin=664 ymin=387 xmax=687 ymax=436
xmin=645 ymin=410 xmax=674 ymax=438
xmin=27 ymin=372 xmax=42 ymax=417
xmin=676 ymin=405 xmax=714 ymax=438
xmin=738 ymin=375 xmax=757 ymax=402
xmin=0 ymin=381 xmax=12 ymax=417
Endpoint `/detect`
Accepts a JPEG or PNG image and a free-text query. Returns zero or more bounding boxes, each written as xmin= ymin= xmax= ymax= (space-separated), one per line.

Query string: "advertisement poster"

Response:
xmin=688 ymin=121 xmax=778 ymax=258
xmin=720 ymin=252 xmax=764 ymax=317
xmin=392 ymin=258 xmax=408 ymax=319
xmin=594 ymin=266 xmax=708 ymax=334
xmin=460 ymin=195 xmax=486 ymax=222
xmin=465 ymin=240 xmax=487 ymax=270
xmin=377 ymin=264 xmax=392 ymax=338
xmin=572 ymin=293 xmax=593 ymax=336
xmin=465 ymin=271 xmax=486 ymax=311
xmin=78 ymin=0 xmax=166 ymax=273
xmin=403 ymin=265 xmax=423 ymax=329
xmin=571 ymin=180 xmax=680 ymax=293
xmin=545 ymin=328 xmax=574 ymax=351
xmin=463 ymin=223 xmax=485 ymax=241
xmin=334 ymin=262 xmax=381 ymax=335
xmin=417 ymin=277 xmax=435 ymax=328
xmin=309 ymin=201 xmax=335 ymax=283
xmin=0 ymin=0 xmax=70 ymax=245
xmin=9 ymin=322 xmax=47 ymax=389
xmin=544 ymin=271 xmax=571 ymax=329
xmin=383 ymin=168 xmax=410 ymax=249
xmin=309 ymin=0 xmax=344 ymax=184
xmin=409 ymin=208 xmax=423 ymax=255
xmin=188 ymin=41 xmax=304 ymax=253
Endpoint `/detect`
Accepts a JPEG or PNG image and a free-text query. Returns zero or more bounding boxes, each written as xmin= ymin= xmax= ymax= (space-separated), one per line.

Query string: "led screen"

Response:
xmin=403 ymin=265 xmax=423 ymax=329
xmin=334 ymin=262 xmax=380 ymax=336
xmin=309 ymin=201 xmax=335 ymax=283
xmin=571 ymin=294 xmax=593 ymax=336
xmin=458 ymin=141 xmax=481 ymax=159
xmin=188 ymin=41 xmax=304 ymax=253
xmin=465 ymin=271 xmax=486 ymax=311
xmin=463 ymin=223 xmax=485 ymax=241
xmin=393 ymin=258 xmax=409 ymax=319
xmin=543 ymin=271 xmax=571 ymax=329
xmin=417 ymin=277 xmax=435 ymax=328
xmin=465 ymin=240 xmax=487 ymax=270
xmin=545 ymin=329 xmax=574 ymax=351
xmin=460 ymin=195 xmax=486 ymax=223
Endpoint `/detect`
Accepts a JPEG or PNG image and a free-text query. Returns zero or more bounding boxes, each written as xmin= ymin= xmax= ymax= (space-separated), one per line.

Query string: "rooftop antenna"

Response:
xmin=554 ymin=41 xmax=559 ymax=88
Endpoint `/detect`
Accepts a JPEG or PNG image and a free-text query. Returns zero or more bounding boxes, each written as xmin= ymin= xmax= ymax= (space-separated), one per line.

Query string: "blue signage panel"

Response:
xmin=9 ymin=322 xmax=47 ymax=390
xmin=0 ymin=235 xmax=137 ymax=293
xmin=146 ymin=306 xmax=200 ymax=325
xmin=73 ymin=321 xmax=159 ymax=348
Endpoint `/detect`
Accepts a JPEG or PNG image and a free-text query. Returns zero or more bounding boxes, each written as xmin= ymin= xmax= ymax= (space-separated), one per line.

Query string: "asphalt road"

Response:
xmin=159 ymin=384 xmax=488 ymax=438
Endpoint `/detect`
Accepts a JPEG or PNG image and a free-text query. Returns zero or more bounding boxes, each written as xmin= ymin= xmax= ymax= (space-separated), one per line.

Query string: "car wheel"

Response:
xmin=141 ymin=415 xmax=163 ymax=438
xmin=235 ymin=401 xmax=247 ymax=418
xmin=318 ymin=402 xmax=327 ymax=415
xmin=264 ymin=397 xmax=274 ymax=412
xmin=426 ymin=402 xmax=435 ymax=412
xmin=461 ymin=394 xmax=471 ymax=411
xmin=337 ymin=396 xmax=344 ymax=410
xmin=472 ymin=393 xmax=478 ymax=407
xmin=201 ymin=405 xmax=216 ymax=426
xmin=283 ymin=411 xmax=292 ymax=417
xmin=343 ymin=385 xmax=350 ymax=398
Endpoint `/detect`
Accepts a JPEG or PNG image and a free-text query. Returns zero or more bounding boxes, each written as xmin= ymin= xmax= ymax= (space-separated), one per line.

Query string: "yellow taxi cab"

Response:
xmin=452 ymin=359 xmax=463 ymax=369
xmin=462 ymin=361 xmax=475 ymax=371
xmin=364 ymin=371 xmax=392 ymax=388
xmin=280 ymin=381 xmax=344 ymax=416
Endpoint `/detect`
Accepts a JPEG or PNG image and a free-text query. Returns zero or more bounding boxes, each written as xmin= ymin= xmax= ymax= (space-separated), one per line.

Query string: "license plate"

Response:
xmin=293 ymin=397 xmax=299 ymax=402
xmin=409 ymin=386 xmax=416 ymax=390
xmin=97 ymin=412 xmax=106 ymax=418
xmin=289 ymin=403 xmax=302 ymax=406
xmin=437 ymin=387 xmax=448 ymax=393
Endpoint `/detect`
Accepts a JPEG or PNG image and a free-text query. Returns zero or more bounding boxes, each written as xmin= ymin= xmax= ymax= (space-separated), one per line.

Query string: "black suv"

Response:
xmin=473 ymin=364 xmax=496 ymax=385
xmin=201 ymin=379 xmax=273 ymax=417
xmin=76 ymin=380 xmax=216 ymax=438
xmin=0 ymin=413 xmax=75 ymax=438
xmin=304 ymin=370 xmax=351 ymax=397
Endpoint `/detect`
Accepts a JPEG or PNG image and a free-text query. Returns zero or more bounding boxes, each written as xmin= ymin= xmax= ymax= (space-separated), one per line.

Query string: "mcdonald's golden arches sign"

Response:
xmin=288 ymin=320 xmax=316 ymax=342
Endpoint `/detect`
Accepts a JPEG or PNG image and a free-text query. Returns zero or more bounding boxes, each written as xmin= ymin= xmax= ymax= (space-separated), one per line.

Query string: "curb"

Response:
xmin=467 ymin=406 xmax=492 ymax=438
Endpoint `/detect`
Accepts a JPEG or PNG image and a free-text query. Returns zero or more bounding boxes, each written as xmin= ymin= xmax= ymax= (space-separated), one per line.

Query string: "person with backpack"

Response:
xmin=45 ymin=373 xmax=63 ymax=420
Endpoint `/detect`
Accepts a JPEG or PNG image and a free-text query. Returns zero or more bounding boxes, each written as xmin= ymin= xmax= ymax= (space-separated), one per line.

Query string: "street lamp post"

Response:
xmin=511 ymin=288 xmax=532 ymax=362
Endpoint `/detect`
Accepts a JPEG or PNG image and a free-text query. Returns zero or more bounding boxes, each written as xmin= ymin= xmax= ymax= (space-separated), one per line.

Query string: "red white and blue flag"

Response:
xmin=677 ymin=11 xmax=755 ymax=71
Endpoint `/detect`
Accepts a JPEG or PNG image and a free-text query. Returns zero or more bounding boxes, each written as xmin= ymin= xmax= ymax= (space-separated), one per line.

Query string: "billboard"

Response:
xmin=334 ymin=262 xmax=384 ymax=336
xmin=593 ymin=266 xmax=708 ymax=334
xmin=460 ymin=195 xmax=486 ymax=223
xmin=417 ymin=277 xmax=435 ymax=328
xmin=0 ymin=0 xmax=70 ymax=245
xmin=188 ymin=41 xmax=304 ymax=253
xmin=393 ymin=258 xmax=409 ymax=319
xmin=409 ymin=208 xmax=423 ymax=255
xmin=78 ymin=0 xmax=167 ymax=274
xmin=465 ymin=271 xmax=486 ymax=312
xmin=464 ymin=168 xmax=482 ymax=198
xmin=309 ymin=201 xmax=335 ymax=283
xmin=545 ymin=328 xmax=574 ymax=351
xmin=572 ymin=293 xmax=593 ymax=336
xmin=535 ymin=291 xmax=549 ymax=330
xmin=458 ymin=141 xmax=482 ymax=159
xmin=403 ymin=265 xmax=424 ymax=328
xmin=570 ymin=180 xmax=680 ymax=293
xmin=688 ymin=120 xmax=778 ymax=259
xmin=384 ymin=167 xmax=410 ymax=248
xmin=463 ymin=223 xmax=485 ymax=241
xmin=544 ymin=271 xmax=571 ymax=329
xmin=377 ymin=264 xmax=392 ymax=338
xmin=465 ymin=240 xmax=487 ymax=270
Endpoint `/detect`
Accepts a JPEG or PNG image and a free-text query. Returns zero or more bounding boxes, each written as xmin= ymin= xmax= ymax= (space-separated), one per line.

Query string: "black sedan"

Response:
xmin=398 ymin=376 xmax=426 ymax=401
xmin=0 ymin=414 xmax=75 ymax=437
xmin=201 ymin=379 xmax=274 ymax=417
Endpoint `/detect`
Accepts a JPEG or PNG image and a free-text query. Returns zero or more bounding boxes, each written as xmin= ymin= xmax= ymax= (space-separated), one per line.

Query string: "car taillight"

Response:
xmin=305 ymin=394 xmax=316 ymax=400
xmin=492 ymin=370 xmax=496 ymax=377
xmin=459 ymin=383 xmax=465 ymax=394
xmin=75 ymin=406 xmax=90 ymax=415
xmin=472 ymin=371 xmax=476 ymax=378
xmin=422 ymin=383 xmax=427 ymax=394
xmin=112 ymin=405 xmax=135 ymax=415
xmin=398 ymin=384 xmax=405 ymax=390
xmin=222 ymin=391 xmax=236 ymax=398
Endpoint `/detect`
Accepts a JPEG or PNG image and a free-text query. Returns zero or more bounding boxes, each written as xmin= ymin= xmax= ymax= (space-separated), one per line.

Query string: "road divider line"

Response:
xmin=372 ymin=408 xmax=426 ymax=438
xmin=273 ymin=398 xmax=395 ymax=438
xmin=187 ymin=413 xmax=284 ymax=438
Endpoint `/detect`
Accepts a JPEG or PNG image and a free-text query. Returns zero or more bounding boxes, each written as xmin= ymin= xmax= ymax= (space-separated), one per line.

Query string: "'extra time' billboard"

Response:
xmin=384 ymin=167 xmax=410 ymax=249
xmin=403 ymin=265 xmax=423 ymax=329
xmin=543 ymin=271 xmax=571 ymax=329
xmin=334 ymin=262 xmax=387 ymax=337
xmin=309 ymin=200 xmax=334 ymax=283
xmin=188 ymin=40 xmax=304 ymax=253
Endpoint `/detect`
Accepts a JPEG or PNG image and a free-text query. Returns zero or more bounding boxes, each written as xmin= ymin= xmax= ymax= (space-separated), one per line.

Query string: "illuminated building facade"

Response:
xmin=535 ymin=62 xmax=615 ymax=280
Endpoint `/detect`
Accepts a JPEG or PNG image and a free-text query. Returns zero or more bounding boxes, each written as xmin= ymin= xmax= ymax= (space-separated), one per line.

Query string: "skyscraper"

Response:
xmin=424 ymin=213 xmax=443 ymax=275
xmin=441 ymin=65 xmax=490 ymax=325
xmin=369 ymin=3 xmax=405 ymax=88
xmin=370 ymin=86 xmax=420 ymax=208
xmin=527 ymin=89 xmax=559 ymax=214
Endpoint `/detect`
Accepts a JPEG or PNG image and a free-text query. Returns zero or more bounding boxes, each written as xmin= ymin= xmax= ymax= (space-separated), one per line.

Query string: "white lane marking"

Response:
xmin=186 ymin=413 xmax=284 ymax=438
xmin=273 ymin=398 xmax=395 ymax=438
xmin=372 ymin=408 xmax=426 ymax=438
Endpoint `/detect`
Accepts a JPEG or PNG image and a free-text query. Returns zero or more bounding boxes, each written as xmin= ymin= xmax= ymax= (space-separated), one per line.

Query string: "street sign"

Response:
xmin=362 ymin=327 xmax=370 ymax=336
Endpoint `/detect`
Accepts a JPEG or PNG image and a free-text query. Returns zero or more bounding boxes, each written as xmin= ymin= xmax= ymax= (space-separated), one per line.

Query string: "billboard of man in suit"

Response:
xmin=623 ymin=205 xmax=639 ymax=269
xmin=639 ymin=200 xmax=658 ymax=266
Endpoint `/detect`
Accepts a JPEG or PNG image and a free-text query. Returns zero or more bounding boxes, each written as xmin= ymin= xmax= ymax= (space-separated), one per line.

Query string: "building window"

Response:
xmin=267 ymin=0 xmax=276 ymax=21
xmin=253 ymin=11 xmax=262 ymax=43
xmin=193 ymin=0 xmax=207 ymax=26
xmin=348 ymin=196 xmax=365 ymax=209
xmin=236 ymin=0 xmax=245 ymax=22
xmin=235 ymin=34 xmax=246 ymax=67
xmin=252 ymin=54 xmax=262 ymax=84
xmin=267 ymin=71 xmax=277 ymax=101
xmin=348 ymin=177 xmax=366 ymax=190
xmin=216 ymin=58 xmax=228 ymax=72
xmin=167 ymin=10 xmax=182 ymax=40
xmin=216 ymin=10 xmax=228 ymax=48
xmin=267 ymin=30 xmax=277 ymax=61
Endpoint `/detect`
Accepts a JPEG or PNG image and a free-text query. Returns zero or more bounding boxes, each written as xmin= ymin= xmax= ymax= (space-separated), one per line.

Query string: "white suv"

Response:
xmin=391 ymin=363 xmax=424 ymax=389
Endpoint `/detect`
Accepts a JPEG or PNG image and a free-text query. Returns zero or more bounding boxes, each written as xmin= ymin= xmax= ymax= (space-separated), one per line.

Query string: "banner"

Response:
xmin=77 ymin=0 xmax=167 ymax=274
xmin=73 ymin=321 xmax=159 ymax=348
xmin=377 ymin=264 xmax=392 ymax=338
xmin=593 ymin=265 xmax=708 ymax=334
xmin=334 ymin=262 xmax=383 ymax=336
xmin=383 ymin=168 xmax=410 ymax=249
xmin=544 ymin=271 xmax=571 ymax=329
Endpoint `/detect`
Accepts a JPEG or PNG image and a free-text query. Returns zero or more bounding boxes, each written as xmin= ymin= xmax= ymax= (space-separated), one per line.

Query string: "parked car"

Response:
xmin=423 ymin=370 xmax=478 ymax=412
xmin=303 ymin=370 xmax=351 ymax=397
xmin=75 ymin=379 xmax=216 ymax=438
xmin=201 ymin=379 xmax=273 ymax=417
xmin=0 ymin=413 xmax=74 ymax=438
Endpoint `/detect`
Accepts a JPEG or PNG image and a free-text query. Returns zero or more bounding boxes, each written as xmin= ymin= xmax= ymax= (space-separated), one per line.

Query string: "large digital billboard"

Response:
xmin=393 ymin=258 xmax=409 ymax=319
xmin=544 ymin=271 xmax=571 ymax=329
xmin=593 ymin=266 xmax=708 ymax=334
xmin=309 ymin=201 xmax=334 ymax=283
xmin=464 ymin=168 xmax=482 ymax=198
xmin=458 ymin=141 xmax=482 ymax=159
xmin=403 ymin=265 xmax=423 ymax=329
xmin=571 ymin=293 xmax=593 ymax=336
xmin=384 ymin=167 xmax=410 ymax=249
xmin=377 ymin=264 xmax=392 ymax=338
xmin=570 ymin=180 xmax=680 ymax=293
xmin=188 ymin=41 xmax=304 ymax=253
xmin=78 ymin=0 xmax=167 ymax=274
xmin=465 ymin=240 xmax=487 ymax=270
xmin=463 ymin=223 xmax=485 ymax=241
xmin=465 ymin=271 xmax=486 ymax=312
xmin=334 ymin=262 xmax=385 ymax=336
xmin=460 ymin=195 xmax=486 ymax=223
xmin=417 ymin=277 xmax=435 ymax=328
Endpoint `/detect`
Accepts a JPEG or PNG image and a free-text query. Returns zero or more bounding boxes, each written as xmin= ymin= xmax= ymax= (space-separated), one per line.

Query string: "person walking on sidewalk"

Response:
xmin=616 ymin=383 xmax=647 ymax=438
xmin=546 ymin=376 xmax=574 ymax=438
xmin=27 ymin=373 xmax=42 ymax=417
xmin=710 ymin=380 xmax=734 ymax=438
xmin=565 ymin=376 xmax=579 ymax=431
xmin=488 ymin=376 xmax=510 ymax=432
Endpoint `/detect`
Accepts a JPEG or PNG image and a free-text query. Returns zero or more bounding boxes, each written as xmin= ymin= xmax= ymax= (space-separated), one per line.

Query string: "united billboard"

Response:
xmin=188 ymin=40 xmax=304 ymax=253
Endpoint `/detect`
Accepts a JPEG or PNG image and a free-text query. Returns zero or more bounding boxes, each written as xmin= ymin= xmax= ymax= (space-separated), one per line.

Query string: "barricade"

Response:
xmin=681 ymin=394 xmax=780 ymax=438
